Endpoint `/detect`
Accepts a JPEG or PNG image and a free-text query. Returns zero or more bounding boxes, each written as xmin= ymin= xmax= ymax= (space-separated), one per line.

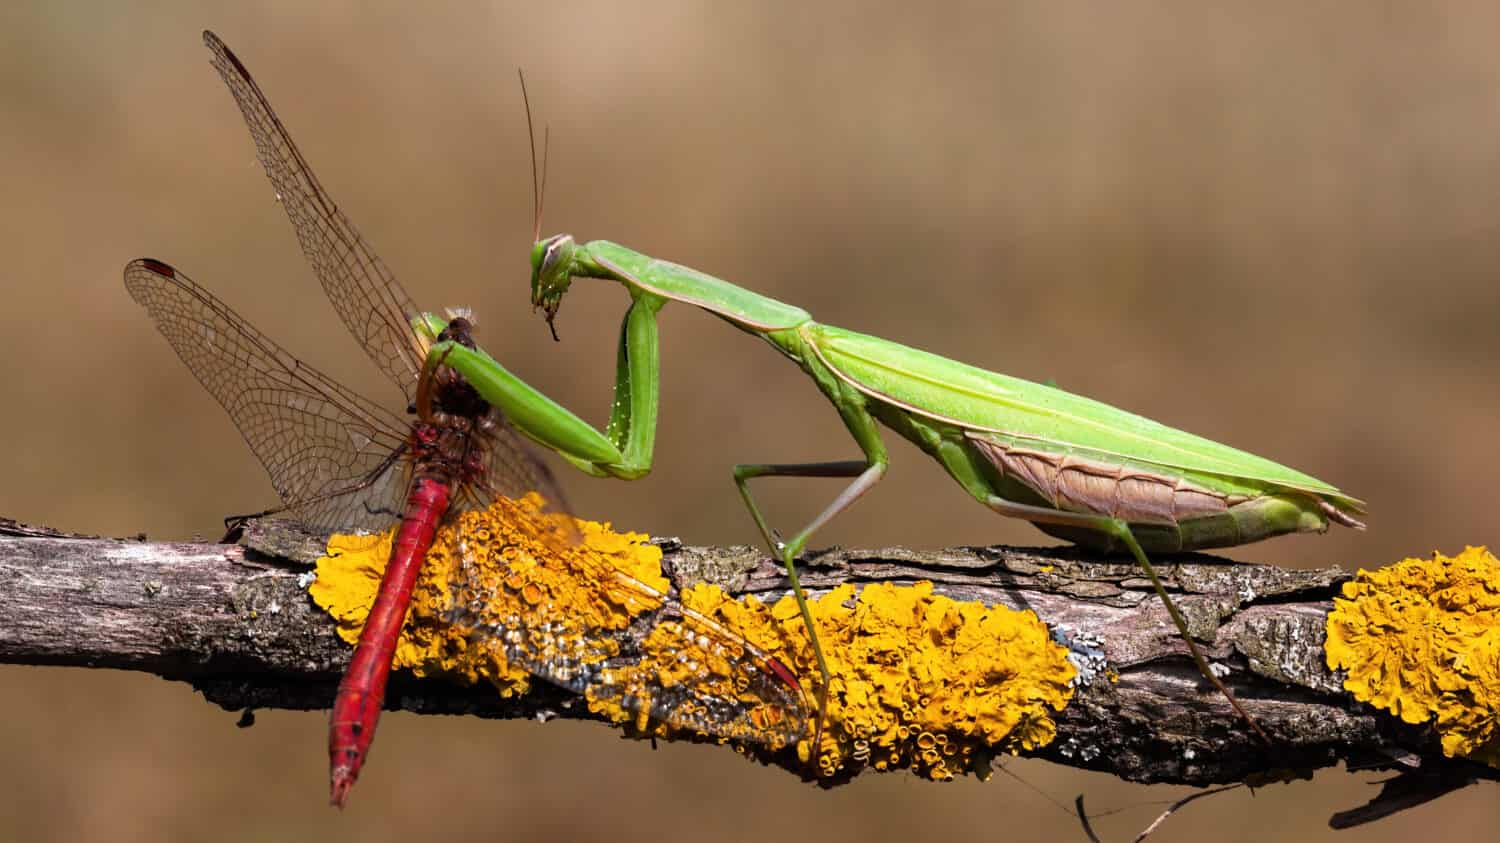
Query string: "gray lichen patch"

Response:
xmin=230 ymin=573 xmax=300 ymax=622
xmin=1173 ymin=562 xmax=1346 ymax=602
xmin=663 ymin=544 xmax=768 ymax=594
xmin=1234 ymin=607 xmax=1343 ymax=695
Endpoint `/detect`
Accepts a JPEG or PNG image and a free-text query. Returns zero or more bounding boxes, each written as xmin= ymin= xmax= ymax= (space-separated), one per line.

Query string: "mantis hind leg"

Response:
xmin=733 ymin=457 xmax=888 ymax=763
xmin=976 ymin=493 xmax=1272 ymax=745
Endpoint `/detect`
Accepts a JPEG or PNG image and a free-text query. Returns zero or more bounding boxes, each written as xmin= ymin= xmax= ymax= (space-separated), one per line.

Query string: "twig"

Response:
xmin=0 ymin=516 xmax=1491 ymax=822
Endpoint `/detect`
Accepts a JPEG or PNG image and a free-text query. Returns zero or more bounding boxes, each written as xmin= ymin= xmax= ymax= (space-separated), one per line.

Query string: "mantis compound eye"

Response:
xmin=530 ymin=234 xmax=575 ymax=340
xmin=539 ymin=233 xmax=574 ymax=280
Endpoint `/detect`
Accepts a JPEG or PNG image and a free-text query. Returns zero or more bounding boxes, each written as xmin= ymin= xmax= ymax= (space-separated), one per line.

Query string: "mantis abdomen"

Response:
xmin=966 ymin=434 xmax=1359 ymax=553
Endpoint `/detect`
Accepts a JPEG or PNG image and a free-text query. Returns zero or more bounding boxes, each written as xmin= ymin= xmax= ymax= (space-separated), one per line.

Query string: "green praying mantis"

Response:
xmin=417 ymin=222 xmax=1365 ymax=748
xmin=410 ymin=80 xmax=1363 ymax=752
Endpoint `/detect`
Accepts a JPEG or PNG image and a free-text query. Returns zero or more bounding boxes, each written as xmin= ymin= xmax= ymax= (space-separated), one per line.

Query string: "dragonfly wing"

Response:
xmin=451 ymin=542 xmax=807 ymax=748
xmin=452 ymin=413 xmax=577 ymax=531
xmin=290 ymin=445 xmax=413 ymax=534
xmin=477 ymin=421 xmax=571 ymax=508
xmin=615 ymin=591 xmax=809 ymax=748
xmin=125 ymin=258 xmax=413 ymax=533
xmin=203 ymin=31 xmax=427 ymax=404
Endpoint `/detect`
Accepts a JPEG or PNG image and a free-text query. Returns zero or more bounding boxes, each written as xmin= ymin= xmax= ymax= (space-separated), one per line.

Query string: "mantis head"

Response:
xmin=530 ymin=233 xmax=576 ymax=340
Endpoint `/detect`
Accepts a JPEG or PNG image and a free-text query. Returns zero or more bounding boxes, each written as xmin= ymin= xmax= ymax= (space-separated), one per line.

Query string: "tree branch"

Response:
xmin=0 ymin=515 xmax=1489 ymax=821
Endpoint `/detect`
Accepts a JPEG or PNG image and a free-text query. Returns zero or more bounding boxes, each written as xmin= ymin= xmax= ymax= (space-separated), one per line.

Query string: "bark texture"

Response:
xmin=0 ymin=515 xmax=1490 ymax=824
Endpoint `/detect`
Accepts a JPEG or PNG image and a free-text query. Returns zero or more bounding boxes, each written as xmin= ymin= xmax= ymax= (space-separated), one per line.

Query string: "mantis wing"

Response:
xmin=805 ymin=323 xmax=1365 ymax=520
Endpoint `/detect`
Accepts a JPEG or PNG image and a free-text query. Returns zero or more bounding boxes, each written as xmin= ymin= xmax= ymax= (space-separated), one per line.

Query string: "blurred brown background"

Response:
xmin=2 ymin=2 xmax=1497 ymax=841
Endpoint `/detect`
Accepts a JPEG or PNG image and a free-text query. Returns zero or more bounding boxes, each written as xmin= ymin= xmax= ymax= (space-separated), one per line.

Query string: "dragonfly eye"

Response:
xmin=436 ymin=316 xmax=477 ymax=349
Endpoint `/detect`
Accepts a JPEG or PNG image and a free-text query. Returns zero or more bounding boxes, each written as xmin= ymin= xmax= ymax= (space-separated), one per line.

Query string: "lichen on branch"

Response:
xmin=308 ymin=494 xmax=1077 ymax=782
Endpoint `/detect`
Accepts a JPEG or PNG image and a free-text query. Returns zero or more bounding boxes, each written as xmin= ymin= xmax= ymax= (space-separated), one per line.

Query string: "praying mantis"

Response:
xmin=418 ymin=224 xmax=1365 ymax=748
xmin=404 ymin=79 xmax=1366 ymax=751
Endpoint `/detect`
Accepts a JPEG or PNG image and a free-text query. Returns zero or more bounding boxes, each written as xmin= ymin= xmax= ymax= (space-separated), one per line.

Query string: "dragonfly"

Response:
xmin=125 ymin=30 xmax=806 ymax=808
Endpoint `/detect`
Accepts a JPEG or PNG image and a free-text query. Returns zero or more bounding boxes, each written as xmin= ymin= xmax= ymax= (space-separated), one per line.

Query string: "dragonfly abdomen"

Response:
xmin=328 ymin=475 xmax=450 ymax=808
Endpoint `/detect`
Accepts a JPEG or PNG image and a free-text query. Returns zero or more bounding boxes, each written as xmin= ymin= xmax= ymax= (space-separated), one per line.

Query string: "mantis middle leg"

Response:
xmin=733 ymin=394 xmax=890 ymax=755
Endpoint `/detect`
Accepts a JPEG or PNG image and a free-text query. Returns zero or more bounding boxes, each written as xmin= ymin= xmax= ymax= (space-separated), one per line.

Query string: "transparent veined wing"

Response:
xmin=204 ymin=30 xmax=427 ymax=404
xmin=125 ymin=257 xmax=413 ymax=532
xmin=444 ymin=533 xmax=808 ymax=749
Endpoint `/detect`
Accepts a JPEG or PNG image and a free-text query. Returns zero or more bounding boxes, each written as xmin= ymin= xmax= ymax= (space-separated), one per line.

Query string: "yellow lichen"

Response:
xmin=661 ymin=580 xmax=1077 ymax=780
xmin=310 ymin=495 xmax=1077 ymax=780
xmin=310 ymin=493 xmax=667 ymax=698
xmin=1325 ymin=546 xmax=1500 ymax=766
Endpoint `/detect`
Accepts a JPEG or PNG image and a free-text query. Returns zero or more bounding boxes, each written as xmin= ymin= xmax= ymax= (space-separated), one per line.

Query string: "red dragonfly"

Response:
xmin=125 ymin=30 xmax=805 ymax=808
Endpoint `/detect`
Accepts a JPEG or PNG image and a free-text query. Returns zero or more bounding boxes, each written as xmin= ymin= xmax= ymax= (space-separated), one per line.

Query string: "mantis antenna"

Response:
xmin=518 ymin=69 xmax=557 ymax=340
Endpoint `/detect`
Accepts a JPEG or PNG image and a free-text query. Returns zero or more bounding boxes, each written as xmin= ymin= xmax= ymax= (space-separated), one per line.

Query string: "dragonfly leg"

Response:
xmin=979 ymin=494 xmax=1272 ymax=745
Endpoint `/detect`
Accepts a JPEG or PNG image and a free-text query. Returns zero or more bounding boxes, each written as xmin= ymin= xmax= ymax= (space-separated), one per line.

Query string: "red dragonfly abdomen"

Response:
xmin=328 ymin=475 xmax=451 ymax=808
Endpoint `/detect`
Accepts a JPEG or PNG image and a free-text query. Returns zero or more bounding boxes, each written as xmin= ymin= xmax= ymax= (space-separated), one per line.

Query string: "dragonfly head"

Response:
xmin=436 ymin=308 xmax=478 ymax=349
xmin=530 ymin=233 xmax=576 ymax=340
